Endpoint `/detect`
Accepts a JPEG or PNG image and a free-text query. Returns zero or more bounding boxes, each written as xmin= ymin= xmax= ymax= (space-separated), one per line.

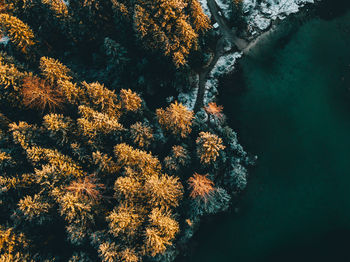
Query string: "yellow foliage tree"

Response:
xmin=196 ymin=131 xmax=225 ymax=164
xmin=0 ymin=151 xmax=13 ymax=167
xmin=58 ymin=191 xmax=93 ymax=223
xmin=119 ymin=248 xmax=139 ymax=262
xmin=114 ymin=174 xmax=143 ymax=201
xmin=114 ymin=143 xmax=161 ymax=175
xmin=92 ymin=151 xmax=120 ymax=174
xmin=0 ymin=58 xmax=24 ymax=90
xmin=0 ymin=58 xmax=27 ymax=106
xmin=189 ymin=0 xmax=211 ymax=32
xmin=0 ymin=14 xmax=35 ymax=52
xmin=119 ymin=89 xmax=142 ymax=112
xmin=43 ymin=113 xmax=73 ymax=138
xmin=82 ymin=81 xmax=121 ymax=118
xmin=0 ymin=226 xmax=29 ymax=260
xmin=9 ymin=121 xmax=37 ymax=149
xmin=18 ymin=194 xmax=50 ymax=220
xmin=145 ymin=227 xmax=170 ymax=257
xmin=77 ymin=105 xmax=124 ymax=139
xmin=39 ymin=57 xmax=72 ymax=84
xmin=133 ymin=0 xmax=210 ymax=66
xmin=25 ymin=146 xmax=85 ymax=177
xmin=57 ymin=80 xmax=85 ymax=105
xmin=0 ymin=176 xmax=19 ymax=191
xmin=107 ymin=203 xmax=143 ymax=238
xmin=145 ymin=173 xmax=183 ymax=208
xmin=156 ymin=101 xmax=194 ymax=138
xmin=41 ymin=0 xmax=68 ymax=18
xmin=164 ymin=145 xmax=190 ymax=172
xmin=130 ymin=122 xmax=153 ymax=148
xmin=98 ymin=242 xmax=119 ymax=262
xmin=144 ymin=207 xmax=180 ymax=256
xmin=111 ymin=0 xmax=130 ymax=19
xmin=148 ymin=208 xmax=179 ymax=240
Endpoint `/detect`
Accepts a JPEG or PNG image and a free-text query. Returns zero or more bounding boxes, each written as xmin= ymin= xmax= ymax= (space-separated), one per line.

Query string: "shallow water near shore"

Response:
xmin=185 ymin=2 xmax=350 ymax=262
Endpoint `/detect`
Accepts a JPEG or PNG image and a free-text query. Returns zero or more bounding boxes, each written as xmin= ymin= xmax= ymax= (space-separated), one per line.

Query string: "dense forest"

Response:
xmin=0 ymin=0 xmax=249 ymax=261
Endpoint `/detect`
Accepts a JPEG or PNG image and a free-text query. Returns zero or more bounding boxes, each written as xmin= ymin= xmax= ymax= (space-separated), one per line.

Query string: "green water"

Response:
xmin=188 ymin=5 xmax=350 ymax=262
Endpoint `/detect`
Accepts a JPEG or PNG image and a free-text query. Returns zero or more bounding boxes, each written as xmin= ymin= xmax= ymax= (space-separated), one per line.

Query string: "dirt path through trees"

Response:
xmin=193 ymin=0 xmax=247 ymax=111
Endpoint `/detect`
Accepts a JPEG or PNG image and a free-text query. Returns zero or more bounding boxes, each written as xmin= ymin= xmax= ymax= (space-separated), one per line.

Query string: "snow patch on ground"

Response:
xmin=210 ymin=52 xmax=242 ymax=78
xmin=216 ymin=0 xmax=232 ymax=20
xmin=199 ymin=0 xmax=211 ymax=18
xmin=0 ymin=36 xmax=9 ymax=45
xmin=252 ymin=14 xmax=271 ymax=31
xmin=198 ymin=0 xmax=314 ymax=34
xmin=178 ymin=88 xmax=198 ymax=110
xmin=243 ymin=0 xmax=315 ymax=34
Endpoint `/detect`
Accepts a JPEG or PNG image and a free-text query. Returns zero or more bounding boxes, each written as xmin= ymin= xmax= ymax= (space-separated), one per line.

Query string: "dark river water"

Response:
xmin=186 ymin=1 xmax=350 ymax=261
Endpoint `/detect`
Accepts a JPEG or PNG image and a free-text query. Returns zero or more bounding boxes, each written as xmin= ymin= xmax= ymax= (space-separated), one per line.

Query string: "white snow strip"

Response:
xmin=210 ymin=52 xmax=242 ymax=78
xmin=178 ymin=88 xmax=198 ymax=110
xmin=0 ymin=36 xmax=9 ymax=45
xmin=243 ymin=0 xmax=315 ymax=35
xmin=216 ymin=0 xmax=232 ymax=20
xmin=198 ymin=0 xmax=211 ymax=18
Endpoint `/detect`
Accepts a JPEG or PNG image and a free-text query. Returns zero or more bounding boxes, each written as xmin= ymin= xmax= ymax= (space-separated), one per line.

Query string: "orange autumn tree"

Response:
xmin=65 ymin=175 xmax=104 ymax=201
xmin=188 ymin=173 xmax=214 ymax=201
xmin=21 ymin=76 xmax=64 ymax=111
xmin=204 ymin=102 xmax=224 ymax=121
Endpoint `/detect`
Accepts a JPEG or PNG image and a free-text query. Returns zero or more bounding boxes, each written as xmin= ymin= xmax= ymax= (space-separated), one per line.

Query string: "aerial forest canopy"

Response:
xmin=0 ymin=0 xmax=249 ymax=261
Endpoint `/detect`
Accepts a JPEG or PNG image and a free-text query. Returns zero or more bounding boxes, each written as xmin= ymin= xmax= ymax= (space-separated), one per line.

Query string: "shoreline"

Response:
xmin=179 ymin=0 xmax=318 ymax=112
xmin=186 ymin=6 xmax=350 ymax=261
xmin=175 ymin=1 xmax=318 ymax=259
